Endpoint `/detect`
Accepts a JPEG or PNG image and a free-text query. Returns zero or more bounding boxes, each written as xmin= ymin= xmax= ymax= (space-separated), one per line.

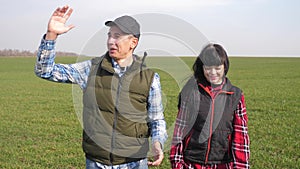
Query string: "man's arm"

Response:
xmin=35 ymin=5 xmax=90 ymax=89
xmin=34 ymin=36 xmax=91 ymax=89
xmin=147 ymin=73 xmax=167 ymax=166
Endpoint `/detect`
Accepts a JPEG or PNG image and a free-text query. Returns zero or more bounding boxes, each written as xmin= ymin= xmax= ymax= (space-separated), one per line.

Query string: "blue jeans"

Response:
xmin=86 ymin=158 xmax=148 ymax=169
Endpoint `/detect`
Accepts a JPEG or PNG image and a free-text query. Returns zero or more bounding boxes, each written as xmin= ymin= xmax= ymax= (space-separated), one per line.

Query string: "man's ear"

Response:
xmin=131 ymin=37 xmax=138 ymax=49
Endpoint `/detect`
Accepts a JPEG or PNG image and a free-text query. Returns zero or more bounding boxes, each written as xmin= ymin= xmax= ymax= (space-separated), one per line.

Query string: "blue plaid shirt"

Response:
xmin=35 ymin=37 xmax=167 ymax=161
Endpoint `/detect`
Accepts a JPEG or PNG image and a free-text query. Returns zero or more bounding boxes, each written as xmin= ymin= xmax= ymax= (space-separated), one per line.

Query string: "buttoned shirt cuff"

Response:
xmin=40 ymin=34 xmax=56 ymax=51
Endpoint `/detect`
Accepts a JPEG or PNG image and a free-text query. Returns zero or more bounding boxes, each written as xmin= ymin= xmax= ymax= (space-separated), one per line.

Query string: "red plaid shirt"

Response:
xmin=170 ymin=85 xmax=250 ymax=169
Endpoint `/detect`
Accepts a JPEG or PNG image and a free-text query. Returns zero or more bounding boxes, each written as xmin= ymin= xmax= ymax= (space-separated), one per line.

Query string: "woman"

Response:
xmin=170 ymin=43 xmax=250 ymax=169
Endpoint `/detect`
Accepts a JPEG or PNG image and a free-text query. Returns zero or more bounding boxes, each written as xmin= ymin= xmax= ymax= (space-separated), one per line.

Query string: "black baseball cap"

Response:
xmin=105 ymin=15 xmax=140 ymax=39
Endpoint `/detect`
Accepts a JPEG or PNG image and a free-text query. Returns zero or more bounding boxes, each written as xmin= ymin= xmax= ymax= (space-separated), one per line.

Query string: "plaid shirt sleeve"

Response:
xmin=148 ymin=73 xmax=168 ymax=148
xmin=169 ymin=94 xmax=188 ymax=169
xmin=232 ymin=94 xmax=250 ymax=169
xmin=34 ymin=35 xmax=91 ymax=90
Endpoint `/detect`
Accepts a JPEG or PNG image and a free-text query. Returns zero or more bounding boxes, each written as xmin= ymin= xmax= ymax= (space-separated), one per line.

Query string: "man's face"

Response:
xmin=107 ymin=25 xmax=138 ymax=60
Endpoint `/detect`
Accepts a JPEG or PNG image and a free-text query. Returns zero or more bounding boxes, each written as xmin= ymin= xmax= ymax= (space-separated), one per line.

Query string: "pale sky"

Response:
xmin=1 ymin=0 xmax=299 ymax=57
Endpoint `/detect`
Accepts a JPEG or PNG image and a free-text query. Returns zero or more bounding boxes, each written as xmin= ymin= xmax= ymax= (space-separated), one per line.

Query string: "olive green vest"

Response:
xmin=82 ymin=53 xmax=155 ymax=165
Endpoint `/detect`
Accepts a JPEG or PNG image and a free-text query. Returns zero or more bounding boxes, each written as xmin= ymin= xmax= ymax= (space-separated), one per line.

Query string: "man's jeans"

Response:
xmin=86 ymin=158 xmax=148 ymax=169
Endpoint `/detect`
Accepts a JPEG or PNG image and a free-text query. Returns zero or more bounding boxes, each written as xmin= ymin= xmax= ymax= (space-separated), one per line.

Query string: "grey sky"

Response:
xmin=1 ymin=0 xmax=299 ymax=57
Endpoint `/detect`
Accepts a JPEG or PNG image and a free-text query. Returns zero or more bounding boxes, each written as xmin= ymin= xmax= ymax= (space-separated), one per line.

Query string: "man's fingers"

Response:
xmin=148 ymin=154 xmax=164 ymax=166
xmin=148 ymin=141 xmax=164 ymax=166
xmin=64 ymin=7 xmax=73 ymax=20
xmin=47 ymin=5 xmax=75 ymax=37
xmin=60 ymin=5 xmax=69 ymax=14
xmin=66 ymin=24 xmax=75 ymax=31
xmin=52 ymin=7 xmax=60 ymax=16
xmin=52 ymin=5 xmax=71 ymax=18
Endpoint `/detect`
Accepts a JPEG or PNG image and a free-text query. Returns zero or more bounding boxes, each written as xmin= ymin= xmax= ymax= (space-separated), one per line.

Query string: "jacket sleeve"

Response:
xmin=232 ymin=94 xmax=250 ymax=169
xmin=170 ymin=95 xmax=188 ymax=169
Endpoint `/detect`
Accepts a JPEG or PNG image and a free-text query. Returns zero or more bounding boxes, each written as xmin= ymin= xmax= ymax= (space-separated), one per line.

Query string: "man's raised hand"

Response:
xmin=46 ymin=5 xmax=75 ymax=40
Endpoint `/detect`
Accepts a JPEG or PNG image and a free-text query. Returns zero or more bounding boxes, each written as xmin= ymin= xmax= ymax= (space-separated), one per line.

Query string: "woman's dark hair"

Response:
xmin=192 ymin=43 xmax=229 ymax=82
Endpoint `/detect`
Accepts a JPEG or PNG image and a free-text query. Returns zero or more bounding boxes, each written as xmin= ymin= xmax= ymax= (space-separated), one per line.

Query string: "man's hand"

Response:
xmin=45 ymin=5 xmax=75 ymax=40
xmin=148 ymin=141 xmax=164 ymax=166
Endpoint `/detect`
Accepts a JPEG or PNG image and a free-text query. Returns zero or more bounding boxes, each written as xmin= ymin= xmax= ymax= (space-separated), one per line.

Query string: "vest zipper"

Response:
xmin=110 ymin=74 xmax=123 ymax=165
xmin=205 ymin=97 xmax=215 ymax=163
xmin=204 ymin=90 xmax=224 ymax=164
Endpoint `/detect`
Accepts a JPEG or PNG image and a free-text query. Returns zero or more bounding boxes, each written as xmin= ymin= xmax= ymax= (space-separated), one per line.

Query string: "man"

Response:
xmin=35 ymin=5 xmax=167 ymax=169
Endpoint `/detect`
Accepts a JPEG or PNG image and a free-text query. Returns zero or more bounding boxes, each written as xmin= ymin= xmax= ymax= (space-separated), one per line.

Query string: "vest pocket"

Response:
xmin=184 ymin=129 xmax=207 ymax=161
xmin=135 ymin=123 xmax=149 ymax=145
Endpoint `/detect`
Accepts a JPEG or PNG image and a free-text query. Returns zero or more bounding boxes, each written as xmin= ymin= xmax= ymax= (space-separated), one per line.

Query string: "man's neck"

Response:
xmin=115 ymin=55 xmax=134 ymax=67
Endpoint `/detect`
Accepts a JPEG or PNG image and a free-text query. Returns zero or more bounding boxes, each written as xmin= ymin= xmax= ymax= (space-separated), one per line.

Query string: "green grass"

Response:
xmin=0 ymin=56 xmax=299 ymax=168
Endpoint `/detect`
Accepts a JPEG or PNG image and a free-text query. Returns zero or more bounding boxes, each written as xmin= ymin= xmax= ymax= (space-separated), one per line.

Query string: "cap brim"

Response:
xmin=105 ymin=20 xmax=130 ymax=35
xmin=105 ymin=21 xmax=115 ymax=26
xmin=104 ymin=20 xmax=140 ymax=39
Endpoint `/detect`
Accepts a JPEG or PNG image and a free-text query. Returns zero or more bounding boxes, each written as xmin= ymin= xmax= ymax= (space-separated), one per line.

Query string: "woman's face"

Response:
xmin=203 ymin=64 xmax=225 ymax=85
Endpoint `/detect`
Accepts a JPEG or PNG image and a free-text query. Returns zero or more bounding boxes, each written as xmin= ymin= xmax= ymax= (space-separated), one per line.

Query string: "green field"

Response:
xmin=0 ymin=56 xmax=299 ymax=168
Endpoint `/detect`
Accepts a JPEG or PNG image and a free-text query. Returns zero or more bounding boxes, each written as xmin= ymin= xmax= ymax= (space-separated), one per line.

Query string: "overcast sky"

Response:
xmin=1 ymin=0 xmax=299 ymax=57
